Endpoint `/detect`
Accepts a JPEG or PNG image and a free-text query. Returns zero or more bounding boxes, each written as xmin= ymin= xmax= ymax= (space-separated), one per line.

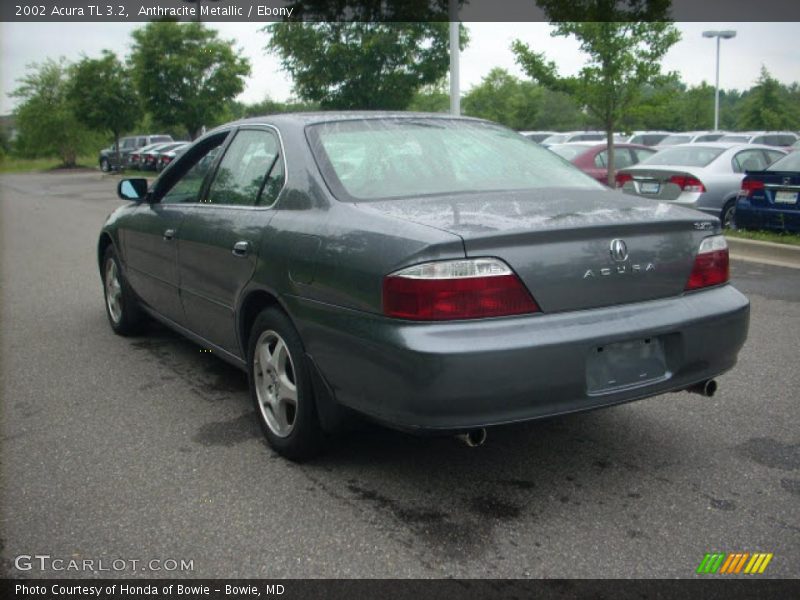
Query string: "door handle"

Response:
xmin=163 ymin=228 xmax=176 ymax=241
xmin=232 ymin=241 xmax=250 ymax=257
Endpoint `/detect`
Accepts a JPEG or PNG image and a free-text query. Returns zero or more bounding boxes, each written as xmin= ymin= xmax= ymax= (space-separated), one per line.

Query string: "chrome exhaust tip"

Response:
xmin=457 ymin=428 xmax=487 ymax=448
xmin=687 ymin=379 xmax=718 ymax=398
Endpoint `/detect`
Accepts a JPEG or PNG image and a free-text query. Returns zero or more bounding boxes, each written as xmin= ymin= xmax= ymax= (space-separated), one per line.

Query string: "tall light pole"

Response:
xmin=702 ymin=30 xmax=736 ymax=131
xmin=449 ymin=0 xmax=460 ymax=115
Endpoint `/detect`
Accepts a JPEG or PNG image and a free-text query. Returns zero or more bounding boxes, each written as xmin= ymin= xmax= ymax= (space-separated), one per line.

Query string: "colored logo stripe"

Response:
xmin=697 ymin=553 xmax=773 ymax=574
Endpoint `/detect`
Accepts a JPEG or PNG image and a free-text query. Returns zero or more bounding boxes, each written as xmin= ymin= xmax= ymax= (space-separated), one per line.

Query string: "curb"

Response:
xmin=726 ymin=236 xmax=800 ymax=270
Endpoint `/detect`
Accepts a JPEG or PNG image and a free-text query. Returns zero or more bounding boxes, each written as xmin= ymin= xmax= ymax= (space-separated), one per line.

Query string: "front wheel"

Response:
xmin=100 ymin=157 xmax=110 ymax=173
xmin=721 ymin=200 xmax=737 ymax=230
xmin=102 ymin=246 xmax=145 ymax=335
xmin=248 ymin=307 xmax=324 ymax=461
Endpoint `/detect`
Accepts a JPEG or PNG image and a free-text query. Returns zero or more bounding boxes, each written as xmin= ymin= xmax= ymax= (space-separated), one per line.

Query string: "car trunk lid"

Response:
xmin=358 ymin=188 xmax=712 ymax=313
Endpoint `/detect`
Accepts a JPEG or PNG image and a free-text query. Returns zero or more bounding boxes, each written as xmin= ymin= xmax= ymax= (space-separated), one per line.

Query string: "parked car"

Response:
xmin=140 ymin=142 xmax=187 ymax=171
xmin=656 ymin=131 xmax=727 ymax=147
xmin=519 ymin=131 xmax=558 ymax=143
xmin=157 ymin=142 xmax=191 ymax=171
xmin=736 ymin=150 xmax=800 ymax=233
xmin=548 ymin=142 xmax=657 ymax=185
xmin=99 ymin=113 xmax=749 ymax=460
xmin=616 ymin=143 xmax=786 ymax=228
xmin=622 ymin=131 xmax=672 ymax=146
xmin=540 ymin=131 xmax=606 ymax=146
xmin=128 ymin=142 xmax=174 ymax=171
xmin=716 ymin=132 xmax=798 ymax=150
xmin=99 ymin=134 xmax=173 ymax=172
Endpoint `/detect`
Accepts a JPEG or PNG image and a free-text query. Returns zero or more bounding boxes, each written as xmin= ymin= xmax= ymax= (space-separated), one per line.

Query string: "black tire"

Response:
xmin=721 ymin=199 xmax=737 ymax=230
xmin=247 ymin=307 xmax=325 ymax=461
xmin=100 ymin=157 xmax=110 ymax=173
xmin=102 ymin=246 xmax=145 ymax=336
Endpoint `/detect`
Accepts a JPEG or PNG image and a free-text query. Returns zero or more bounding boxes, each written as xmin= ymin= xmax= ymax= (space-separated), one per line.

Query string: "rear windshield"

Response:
xmin=718 ymin=135 xmax=749 ymax=143
xmin=307 ymin=119 xmax=602 ymax=202
xmin=541 ymin=134 xmax=569 ymax=145
xmin=151 ymin=136 xmax=173 ymax=144
xmin=657 ymin=135 xmax=691 ymax=146
xmin=639 ymin=146 xmax=725 ymax=167
xmin=548 ymin=144 xmax=593 ymax=160
xmin=767 ymin=152 xmax=800 ymax=172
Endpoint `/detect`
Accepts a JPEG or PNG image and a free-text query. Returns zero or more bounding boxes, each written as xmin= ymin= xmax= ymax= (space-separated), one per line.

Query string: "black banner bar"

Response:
xmin=3 ymin=579 xmax=800 ymax=600
xmin=2 ymin=0 xmax=800 ymax=23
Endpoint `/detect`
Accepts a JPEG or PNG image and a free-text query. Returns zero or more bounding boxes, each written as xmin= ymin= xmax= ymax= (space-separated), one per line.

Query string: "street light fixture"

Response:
xmin=702 ymin=29 xmax=737 ymax=131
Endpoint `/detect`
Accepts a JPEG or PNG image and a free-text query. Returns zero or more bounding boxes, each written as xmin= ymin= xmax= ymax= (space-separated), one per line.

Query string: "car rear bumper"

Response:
xmin=736 ymin=199 xmax=800 ymax=233
xmin=286 ymin=284 xmax=750 ymax=432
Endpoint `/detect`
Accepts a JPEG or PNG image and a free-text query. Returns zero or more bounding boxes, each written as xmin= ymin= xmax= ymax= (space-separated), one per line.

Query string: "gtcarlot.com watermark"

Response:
xmin=14 ymin=554 xmax=194 ymax=573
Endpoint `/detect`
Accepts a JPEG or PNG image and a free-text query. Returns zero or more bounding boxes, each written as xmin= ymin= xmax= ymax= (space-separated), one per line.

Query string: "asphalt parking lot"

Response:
xmin=1 ymin=170 xmax=798 ymax=579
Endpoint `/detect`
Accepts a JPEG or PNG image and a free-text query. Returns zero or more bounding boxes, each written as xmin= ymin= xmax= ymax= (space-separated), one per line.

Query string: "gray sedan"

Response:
xmin=616 ymin=143 xmax=786 ymax=228
xmin=99 ymin=113 xmax=750 ymax=460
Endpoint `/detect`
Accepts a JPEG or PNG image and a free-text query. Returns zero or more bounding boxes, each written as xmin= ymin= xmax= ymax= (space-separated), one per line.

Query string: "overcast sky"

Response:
xmin=1 ymin=22 xmax=799 ymax=115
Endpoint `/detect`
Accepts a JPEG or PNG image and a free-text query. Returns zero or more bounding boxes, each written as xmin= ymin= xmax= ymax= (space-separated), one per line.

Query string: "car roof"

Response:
xmin=220 ymin=111 xmax=487 ymax=129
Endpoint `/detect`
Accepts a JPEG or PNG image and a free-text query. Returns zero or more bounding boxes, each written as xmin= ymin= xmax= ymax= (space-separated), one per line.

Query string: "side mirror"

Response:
xmin=117 ymin=178 xmax=148 ymax=201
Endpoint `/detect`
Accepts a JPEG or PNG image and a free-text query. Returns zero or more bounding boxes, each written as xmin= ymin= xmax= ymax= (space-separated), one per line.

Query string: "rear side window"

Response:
xmin=631 ymin=147 xmax=656 ymax=162
xmin=732 ymin=149 xmax=769 ymax=173
xmin=207 ymin=129 xmax=284 ymax=207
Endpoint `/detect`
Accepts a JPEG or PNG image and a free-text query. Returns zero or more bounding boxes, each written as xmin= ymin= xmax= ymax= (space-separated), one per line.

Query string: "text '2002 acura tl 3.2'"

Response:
xmin=99 ymin=113 xmax=750 ymax=460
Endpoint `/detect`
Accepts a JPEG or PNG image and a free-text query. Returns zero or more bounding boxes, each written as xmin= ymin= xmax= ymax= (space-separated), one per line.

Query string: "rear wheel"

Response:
xmin=102 ymin=246 xmax=145 ymax=335
xmin=721 ymin=200 xmax=737 ymax=230
xmin=248 ymin=307 xmax=324 ymax=461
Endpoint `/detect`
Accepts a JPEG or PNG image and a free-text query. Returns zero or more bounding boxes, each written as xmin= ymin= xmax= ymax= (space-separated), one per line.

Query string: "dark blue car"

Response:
xmin=736 ymin=151 xmax=800 ymax=233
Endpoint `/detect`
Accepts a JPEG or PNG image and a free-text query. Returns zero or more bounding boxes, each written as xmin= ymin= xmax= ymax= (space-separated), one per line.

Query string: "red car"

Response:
xmin=548 ymin=142 xmax=657 ymax=185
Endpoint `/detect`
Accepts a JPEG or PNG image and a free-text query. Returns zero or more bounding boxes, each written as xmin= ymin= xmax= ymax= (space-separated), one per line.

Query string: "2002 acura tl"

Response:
xmin=99 ymin=113 xmax=750 ymax=460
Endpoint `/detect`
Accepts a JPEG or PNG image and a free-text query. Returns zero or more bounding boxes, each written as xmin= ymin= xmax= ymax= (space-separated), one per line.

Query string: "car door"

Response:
xmin=177 ymin=126 xmax=286 ymax=356
xmin=121 ymin=133 xmax=229 ymax=325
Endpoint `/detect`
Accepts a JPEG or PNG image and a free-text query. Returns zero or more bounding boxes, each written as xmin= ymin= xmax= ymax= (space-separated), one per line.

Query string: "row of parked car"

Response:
xmin=533 ymin=131 xmax=799 ymax=232
xmin=521 ymin=129 xmax=800 ymax=150
xmin=98 ymin=134 xmax=190 ymax=173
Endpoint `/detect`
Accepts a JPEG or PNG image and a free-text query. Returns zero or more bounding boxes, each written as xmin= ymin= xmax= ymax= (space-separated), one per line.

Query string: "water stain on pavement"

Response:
xmin=737 ymin=437 xmax=800 ymax=471
xmin=192 ymin=412 xmax=260 ymax=447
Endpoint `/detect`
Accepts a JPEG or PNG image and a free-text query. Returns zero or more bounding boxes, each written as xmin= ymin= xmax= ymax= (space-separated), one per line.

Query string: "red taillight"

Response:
xmin=740 ymin=177 xmax=764 ymax=196
xmin=615 ymin=172 xmax=633 ymax=188
xmin=382 ymin=259 xmax=539 ymax=320
xmin=685 ymin=235 xmax=729 ymax=291
xmin=669 ymin=175 xmax=706 ymax=192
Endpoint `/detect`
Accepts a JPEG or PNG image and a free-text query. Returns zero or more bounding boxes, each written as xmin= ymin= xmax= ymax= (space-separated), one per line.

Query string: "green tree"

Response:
xmin=513 ymin=5 xmax=679 ymax=184
xmin=462 ymin=68 xmax=540 ymax=130
xmin=130 ymin=21 xmax=250 ymax=139
xmin=737 ymin=66 xmax=800 ymax=130
xmin=11 ymin=58 xmax=97 ymax=167
xmin=264 ymin=22 xmax=467 ymax=110
xmin=68 ymin=51 xmax=141 ymax=169
xmin=408 ymin=80 xmax=450 ymax=113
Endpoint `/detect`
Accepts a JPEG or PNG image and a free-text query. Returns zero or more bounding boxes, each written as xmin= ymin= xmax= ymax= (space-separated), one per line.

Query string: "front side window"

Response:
xmin=207 ymin=129 xmax=284 ymax=207
xmin=308 ymin=119 xmax=602 ymax=202
xmin=159 ymin=133 xmax=229 ymax=204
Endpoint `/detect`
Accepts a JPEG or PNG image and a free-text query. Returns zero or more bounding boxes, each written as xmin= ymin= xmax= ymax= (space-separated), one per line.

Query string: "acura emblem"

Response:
xmin=783 ymin=176 xmax=792 ymax=186
xmin=610 ymin=239 xmax=628 ymax=262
